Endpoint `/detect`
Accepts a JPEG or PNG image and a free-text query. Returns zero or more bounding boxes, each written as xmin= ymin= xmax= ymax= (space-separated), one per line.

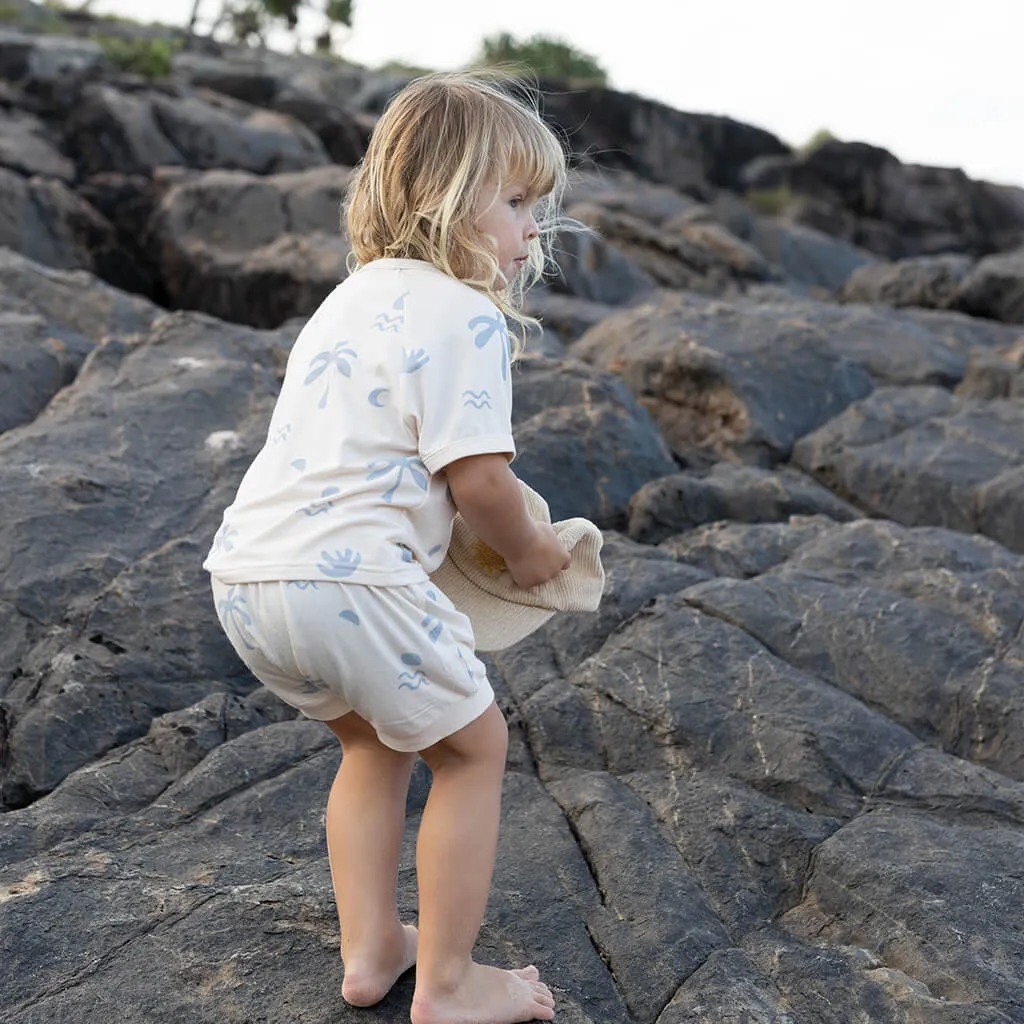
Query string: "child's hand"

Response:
xmin=505 ymin=522 xmax=571 ymax=589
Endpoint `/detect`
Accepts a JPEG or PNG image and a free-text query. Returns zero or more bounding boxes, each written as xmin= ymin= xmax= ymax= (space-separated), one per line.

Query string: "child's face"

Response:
xmin=475 ymin=181 xmax=540 ymax=285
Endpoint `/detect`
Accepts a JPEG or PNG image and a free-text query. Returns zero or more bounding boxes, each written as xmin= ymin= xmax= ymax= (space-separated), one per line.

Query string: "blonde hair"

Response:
xmin=343 ymin=70 xmax=569 ymax=353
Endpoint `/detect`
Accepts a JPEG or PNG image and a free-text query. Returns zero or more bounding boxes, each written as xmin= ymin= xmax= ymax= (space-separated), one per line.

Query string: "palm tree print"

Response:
xmin=305 ymin=342 xmax=358 ymax=409
xmin=217 ymin=586 xmax=258 ymax=650
xmin=317 ymin=548 xmax=363 ymax=577
xmin=366 ymin=456 xmax=429 ymax=503
xmin=468 ymin=314 xmax=510 ymax=381
xmin=211 ymin=522 xmax=238 ymax=555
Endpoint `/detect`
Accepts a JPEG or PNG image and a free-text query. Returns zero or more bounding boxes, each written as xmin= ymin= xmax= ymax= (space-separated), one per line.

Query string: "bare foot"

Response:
xmin=341 ymin=923 xmax=418 ymax=1007
xmin=411 ymin=962 xmax=555 ymax=1024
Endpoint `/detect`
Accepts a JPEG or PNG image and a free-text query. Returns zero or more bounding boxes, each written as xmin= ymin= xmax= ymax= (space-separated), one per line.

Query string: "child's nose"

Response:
xmin=525 ymin=215 xmax=539 ymax=240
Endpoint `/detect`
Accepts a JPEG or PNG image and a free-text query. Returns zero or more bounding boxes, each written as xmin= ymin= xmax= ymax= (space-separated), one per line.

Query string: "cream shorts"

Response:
xmin=210 ymin=576 xmax=494 ymax=752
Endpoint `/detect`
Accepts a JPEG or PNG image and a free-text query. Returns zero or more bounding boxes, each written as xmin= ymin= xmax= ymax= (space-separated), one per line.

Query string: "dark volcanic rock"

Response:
xmin=792 ymin=386 xmax=1024 ymax=554
xmin=572 ymin=290 xmax=876 ymax=465
xmin=550 ymin=220 xmax=656 ymax=305
xmin=509 ymin=354 xmax=677 ymax=528
xmin=744 ymin=139 xmax=1024 ymax=260
xmin=65 ymin=83 xmax=329 ymax=178
xmin=0 ymin=166 xmax=117 ymax=273
xmin=710 ymin=190 xmax=877 ymax=293
xmin=784 ymin=808 xmax=1024 ymax=1016
xmin=0 ymin=107 xmax=74 ymax=181
xmin=956 ymin=340 xmax=1024 ymax=399
xmin=541 ymin=86 xmax=790 ymax=194
xmin=148 ymin=164 xmax=351 ymax=327
xmin=627 ymin=463 xmax=862 ymax=545
xmin=0 ymin=306 xmax=294 ymax=808
xmin=955 ymin=248 xmax=1024 ymax=324
xmin=0 ymin=312 xmax=95 ymax=434
xmin=566 ymin=201 xmax=776 ymax=297
xmin=839 ymin=253 xmax=973 ymax=309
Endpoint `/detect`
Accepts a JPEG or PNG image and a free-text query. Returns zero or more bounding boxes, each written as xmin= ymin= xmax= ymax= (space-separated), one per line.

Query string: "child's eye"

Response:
xmin=509 ymin=195 xmax=526 ymax=208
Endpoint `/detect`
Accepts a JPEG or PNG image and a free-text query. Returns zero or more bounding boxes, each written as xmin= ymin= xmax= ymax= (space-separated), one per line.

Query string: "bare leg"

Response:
xmin=410 ymin=702 xmax=555 ymax=1024
xmin=322 ymin=711 xmax=419 ymax=1007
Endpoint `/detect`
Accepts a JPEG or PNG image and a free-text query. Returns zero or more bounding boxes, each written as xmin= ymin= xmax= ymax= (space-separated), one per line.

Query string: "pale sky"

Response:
xmin=91 ymin=0 xmax=1024 ymax=188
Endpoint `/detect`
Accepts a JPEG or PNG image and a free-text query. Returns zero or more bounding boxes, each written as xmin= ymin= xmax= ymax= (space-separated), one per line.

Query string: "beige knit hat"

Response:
xmin=430 ymin=480 xmax=605 ymax=651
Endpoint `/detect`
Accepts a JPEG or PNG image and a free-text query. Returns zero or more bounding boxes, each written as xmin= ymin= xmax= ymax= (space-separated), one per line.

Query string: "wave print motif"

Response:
xmin=462 ymin=389 xmax=492 ymax=409
xmin=373 ymin=291 xmax=409 ymax=333
xmin=397 ymin=670 xmax=429 ymax=690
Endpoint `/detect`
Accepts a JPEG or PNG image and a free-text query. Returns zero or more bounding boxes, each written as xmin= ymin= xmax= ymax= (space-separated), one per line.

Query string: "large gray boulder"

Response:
xmin=148 ymin=163 xmax=351 ymax=327
xmin=743 ymin=139 xmax=1024 ymax=260
xmin=710 ymin=190 xmax=877 ymax=293
xmin=627 ymin=463 xmax=862 ymax=545
xmin=839 ymin=253 xmax=973 ymax=309
xmin=541 ymin=86 xmax=790 ymax=194
xmin=65 ymin=83 xmax=330 ymax=178
xmin=571 ymin=290 xmax=878 ymax=465
xmin=955 ymin=248 xmax=1024 ymax=324
xmin=0 ymin=300 xmax=294 ymax=808
xmin=0 ymin=107 xmax=74 ymax=181
xmin=0 ymin=166 xmax=116 ymax=273
xmin=510 ymin=354 xmax=678 ymax=528
xmin=792 ymin=386 xmax=1024 ymax=553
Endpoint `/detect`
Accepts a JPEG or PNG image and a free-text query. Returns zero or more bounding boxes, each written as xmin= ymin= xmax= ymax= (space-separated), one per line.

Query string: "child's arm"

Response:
xmin=445 ymin=453 xmax=571 ymax=589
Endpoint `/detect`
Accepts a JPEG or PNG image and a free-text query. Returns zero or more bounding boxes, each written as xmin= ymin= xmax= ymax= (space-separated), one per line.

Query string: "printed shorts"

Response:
xmin=210 ymin=576 xmax=494 ymax=752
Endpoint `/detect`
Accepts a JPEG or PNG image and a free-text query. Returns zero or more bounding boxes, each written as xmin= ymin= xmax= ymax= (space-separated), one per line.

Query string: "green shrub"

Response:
xmin=98 ymin=35 xmax=180 ymax=78
xmin=473 ymin=32 xmax=608 ymax=86
xmin=746 ymin=185 xmax=796 ymax=217
xmin=800 ymin=128 xmax=836 ymax=157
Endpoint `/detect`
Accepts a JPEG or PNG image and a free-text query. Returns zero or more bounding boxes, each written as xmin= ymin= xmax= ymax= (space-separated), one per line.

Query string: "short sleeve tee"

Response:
xmin=203 ymin=259 xmax=516 ymax=586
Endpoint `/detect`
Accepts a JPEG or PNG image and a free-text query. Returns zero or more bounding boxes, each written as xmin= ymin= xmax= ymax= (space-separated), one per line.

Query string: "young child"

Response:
xmin=204 ymin=71 xmax=571 ymax=1024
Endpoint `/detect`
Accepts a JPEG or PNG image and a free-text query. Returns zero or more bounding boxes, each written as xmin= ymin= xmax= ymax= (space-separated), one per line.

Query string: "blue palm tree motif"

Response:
xmin=317 ymin=548 xmax=362 ymax=577
xmin=211 ymin=522 xmax=238 ymax=555
xmin=339 ymin=610 xmax=360 ymax=625
xmin=462 ymin=389 xmax=492 ymax=409
xmin=402 ymin=348 xmax=430 ymax=373
xmin=287 ymin=581 xmax=319 ymax=590
xmin=301 ymin=486 xmax=341 ymax=517
xmin=456 ymin=648 xmax=475 ymax=684
xmin=217 ymin=586 xmax=257 ymax=650
xmin=397 ymin=543 xmax=415 ymax=563
xmin=305 ymin=342 xmax=358 ymax=409
xmin=366 ymin=456 xmax=429 ymax=503
xmin=271 ymin=422 xmax=291 ymax=445
xmin=428 ymin=544 xmax=443 ymax=557
xmin=468 ymin=314 xmax=510 ymax=381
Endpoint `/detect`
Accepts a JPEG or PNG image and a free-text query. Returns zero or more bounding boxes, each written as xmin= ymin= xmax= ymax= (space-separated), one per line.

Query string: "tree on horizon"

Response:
xmin=474 ymin=32 xmax=608 ymax=85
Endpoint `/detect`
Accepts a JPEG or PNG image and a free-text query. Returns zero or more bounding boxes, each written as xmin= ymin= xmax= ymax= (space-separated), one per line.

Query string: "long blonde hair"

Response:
xmin=343 ymin=70 xmax=569 ymax=353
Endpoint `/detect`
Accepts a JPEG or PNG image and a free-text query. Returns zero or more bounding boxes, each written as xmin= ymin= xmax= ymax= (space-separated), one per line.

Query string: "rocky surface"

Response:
xmin=2 ymin=12 xmax=1024 ymax=1024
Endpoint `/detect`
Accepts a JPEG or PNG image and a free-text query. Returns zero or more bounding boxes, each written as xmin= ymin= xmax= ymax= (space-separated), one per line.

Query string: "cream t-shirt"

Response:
xmin=203 ymin=259 xmax=516 ymax=585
